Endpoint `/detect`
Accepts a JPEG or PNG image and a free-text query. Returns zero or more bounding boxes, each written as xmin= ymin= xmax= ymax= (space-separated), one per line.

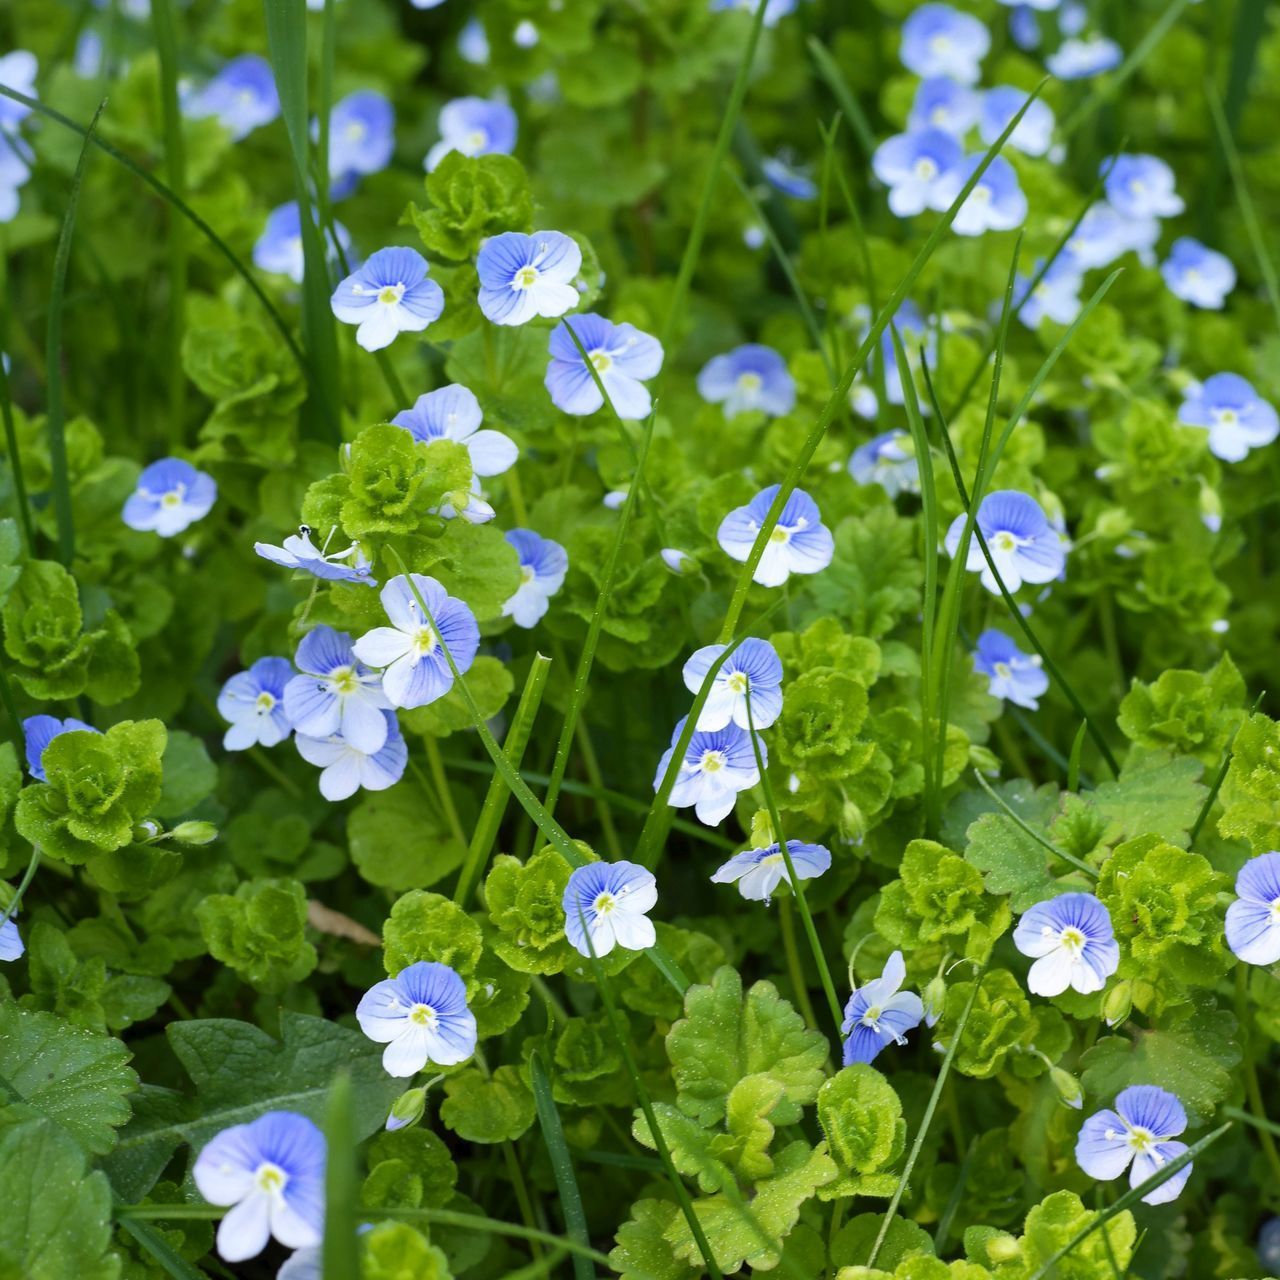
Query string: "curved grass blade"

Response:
xmin=970 ymin=768 xmax=1096 ymax=878
xmin=806 ymin=36 xmax=877 ymax=158
xmin=529 ymin=1049 xmax=593 ymax=1280
xmin=321 ymin=1071 xmax=360 ymax=1280
xmin=0 ymin=355 xmax=35 ymax=555
xmin=115 ymin=1217 xmax=208 ymax=1280
xmin=1067 ymin=720 xmax=1088 ymax=793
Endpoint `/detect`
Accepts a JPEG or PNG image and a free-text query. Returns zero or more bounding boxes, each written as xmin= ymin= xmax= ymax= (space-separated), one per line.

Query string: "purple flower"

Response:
xmin=392 ymin=384 xmax=518 ymax=476
xmin=545 ymin=313 xmax=663 ymax=420
xmin=331 ymin=247 xmax=444 ymax=352
xmin=900 ymin=4 xmax=990 ymax=84
xmin=426 ymin=97 xmax=517 ymax=171
xmin=217 ymin=657 xmax=294 ymax=751
xmin=476 ymin=230 xmax=582 ymax=326
xmin=123 ymin=458 xmax=216 ymax=537
xmin=841 ymin=951 xmax=925 ymax=1066
xmin=254 ymin=525 xmax=377 ymax=587
xmin=183 ymin=55 xmax=279 ymax=140
xmin=562 ymin=860 xmax=658 ymax=957
xmin=934 ymin=154 xmax=1028 ymax=236
xmin=1076 ymin=1086 xmax=1192 ymax=1206
xmin=872 ymin=128 xmax=964 ymax=218
xmin=944 ymin=490 xmax=1066 ymax=594
xmin=697 ymin=344 xmax=796 ymax=418
xmin=1103 ymin=154 xmax=1184 ymax=220
xmin=502 ymin=529 xmax=568 ymax=628
xmin=654 ymin=716 xmax=763 ymax=827
xmin=909 ymin=77 xmax=981 ymax=136
xmin=973 ymin=629 xmax=1049 ymax=710
xmin=284 ymin=626 xmax=392 ymax=754
xmin=1013 ymin=893 xmax=1119 ymax=995
xmin=1177 ymin=373 xmax=1279 ymax=463
xmin=23 ymin=714 xmax=99 ymax=781
xmin=717 ymin=485 xmax=834 ymax=587
xmin=357 ymin=961 xmax=478 ymax=1076
xmin=1225 ymin=853 xmax=1280 ymax=966
xmin=681 ymin=637 xmax=784 ymax=732
xmin=711 ymin=839 xmax=830 ymax=903
xmin=1161 ymin=237 xmax=1236 ymax=310
xmin=253 ymin=202 xmax=352 ymax=286
xmin=295 ymin=709 xmax=407 ymax=802
xmin=849 ymin=430 xmax=919 ymax=497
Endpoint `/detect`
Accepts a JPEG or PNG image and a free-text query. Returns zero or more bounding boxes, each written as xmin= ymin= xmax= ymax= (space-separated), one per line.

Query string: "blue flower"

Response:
xmin=326 ymin=90 xmax=394 ymax=191
xmin=123 ymin=458 xmax=216 ymax=536
xmin=1047 ymin=35 xmax=1122 ymax=80
xmin=1161 ymin=237 xmax=1236 ymax=310
xmin=945 ymin=490 xmax=1066 ymax=594
xmin=562 ymin=861 xmax=658 ymax=957
xmin=717 ymin=485 xmax=834 ymax=587
xmin=935 ymin=154 xmax=1028 ymax=236
xmin=681 ymin=637 xmax=784 ymax=732
xmin=850 ymin=429 xmax=920 ymax=497
xmin=458 ymin=17 xmax=491 ymax=64
xmin=979 ymin=86 xmax=1055 ymax=157
xmin=1064 ymin=201 xmax=1157 ymax=270
xmin=356 ymin=961 xmax=478 ymax=1077
xmin=909 ymin=77 xmax=981 ymax=136
xmin=857 ymin=300 xmax=933 ymax=407
xmin=23 ymin=714 xmax=99 ymax=781
xmin=183 ymin=55 xmax=279 ymax=141
xmin=331 ymin=247 xmax=444 ymax=352
xmin=217 ymin=657 xmax=294 ymax=751
xmin=973 ymin=629 xmax=1049 ymax=710
xmin=284 ymin=626 xmax=392 ymax=755
xmin=1178 ymin=373 xmax=1278 ymax=462
xmin=1076 ymin=1086 xmax=1192 ymax=1206
xmin=872 ymin=128 xmax=963 ymax=218
xmin=697 ymin=344 xmax=796 ymax=418
xmin=841 ymin=951 xmax=925 ymax=1066
xmin=711 ymin=839 xmax=831 ymax=903
xmin=1259 ymin=1218 xmax=1280 ymax=1272
xmin=1006 ymin=5 xmax=1042 ymax=51
xmin=0 ymin=132 xmax=32 ymax=224
xmin=900 ymin=4 xmax=990 ymax=84
xmin=709 ymin=0 xmax=798 ymax=25
xmin=352 ymin=574 xmax=479 ymax=710
xmin=654 ymin=716 xmax=763 ymax=827
xmin=502 ymin=529 xmax=568 ymax=628
xmin=0 ymin=912 xmax=21 ymax=963
xmin=295 ymin=709 xmax=407 ymax=802
xmin=1013 ymin=256 xmax=1084 ymax=328
xmin=253 ymin=201 xmax=352 ymax=286
xmin=761 ymin=154 xmax=818 ymax=200
xmin=545 ymin=313 xmax=664 ymax=420
xmin=0 ymin=51 xmax=37 ymax=131
xmin=193 ymin=1111 xmax=326 ymax=1262
xmin=1103 ymin=153 xmax=1183 ymax=220
xmin=392 ymin=384 xmax=518 ymax=477
xmin=1225 ymin=853 xmax=1280 ymax=966
xmin=254 ymin=525 xmax=377 ymax=586
xmin=476 ymin=230 xmax=582 ymax=326
xmin=426 ymin=97 xmax=517 ymax=171
xmin=1013 ymin=893 xmax=1119 ymax=995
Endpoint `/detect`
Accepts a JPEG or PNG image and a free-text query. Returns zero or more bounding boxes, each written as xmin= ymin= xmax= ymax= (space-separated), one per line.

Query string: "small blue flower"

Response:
xmin=697 ymin=344 xmax=796 ymax=418
xmin=935 ymin=154 xmax=1028 ymax=236
xmin=654 ymin=716 xmax=763 ymax=827
xmin=254 ymin=525 xmax=377 ymax=587
xmin=900 ymin=4 xmax=990 ymax=84
xmin=1225 ymin=853 xmax=1280 ymax=966
xmin=996 ymin=0 xmax=1058 ymax=9
xmin=476 ymin=230 xmax=582 ymax=326
xmin=123 ymin=458 xmax=216 ymax=536
xmin=872 ymin=128 xmax=963 ymax=218
xmin=1013 ymin=893 xmax=1119 ymax=995
xmin=426 ymin=97 xmax=517 ymax=172
xmin=841 ymin=951 xmax=925 ymax=1066
xmin=502 ymin=529 xmax=568 ymax=628
xmin=711 ymin=839 xmax=831 ymax=903
xmin=709 ymin=0 xmax=798 ymax=25
xmin=979 ymin=86 xmax=1055 ymax=157
xmin=23 ymin=714 xmax=99 ymax=781
xmin=717 ymin=485 xmax=834 ymax=587
xmin=0 ymin=51 xmax=37 ymax=131
xmin=858 ymin=300 xmax=933 ymax=407
xmin=1006 ymin=5 xmax=1042 ymax=51
xmin=1047 ymin=35 xmax=1122 ymax=80
xmin=1064 ymin=201 xmax=1157 ymax=270
xmin=545 ymin=313 xmax=664 ymax=420
xmin=973 ymin=629 xmax=1049 ymax=710
xmin=253 ymin=202 xmax=353 ymax=286
xmin=661 ymin=547 xmax=694 ymax=575
xmin=193 ymin=1111 xmax=326 ymax=1262
xmin=356 ymin=961 xmax=478 ymax=1077
xmin=761 ymin=154 xmax=818 ymax=200
xmin=945 ymin=490 xmax=1066 ymax=594
xmin=352 ymin=574 xmax=479 ymax=710
xmin=331 ymin=247 xmax=444 ymax=352
xmin=1013 ymin=256 xmax=1084 ymax=328
xmin=295 ymin=710 xmax=407 ymax=802
xmin=217 ymin=657 xmax=294 ymax=751
xmin=1259 ymin=1217 xmax=1280 ymax=1272
xmin=458 ymin=17 xmax=491 ymax=64
xmin=681 ymin=638 xmax=784 ymax=733
xmin=0 ymin=912 xmax=21 ymax=963
xmin=392 ymin=384 xmax=518 ymax=476
xmin=284 ymin=626 xmax=392 ymax=755
xmin=1076 ymin=1086 xmax=1192 ymax=1206
xmin=1178 ymin=373 xmax=1278 ymax=463
xmin=1103 ymin=154 xmax=1184 ymax=220
xmin=909 ymin=77 xmax=981 ymax=136
xmin=0 ymin=132 xmax=32 ymax=224
xmin=562 ymin=861 xmax=658 ymax=958
xmin=849 ymin=430 xmax=920 ymax=497
xmin=1161 ymin=237 xmax=1236 ymax=310
xmin=183 ymin=55 xmax=279 ymax=141
xmin=326 ymin=90 xmax=394 ymax=190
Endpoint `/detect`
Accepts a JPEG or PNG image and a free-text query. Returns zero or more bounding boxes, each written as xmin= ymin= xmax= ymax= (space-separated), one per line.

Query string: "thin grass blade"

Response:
xmin=529 ymin=1049 xmax=593 ymax=1280
xmin=115 ymin=1216 xmax=208 ymax=1280
xmin=321 ymin=1071 xmax=360 ymax=1280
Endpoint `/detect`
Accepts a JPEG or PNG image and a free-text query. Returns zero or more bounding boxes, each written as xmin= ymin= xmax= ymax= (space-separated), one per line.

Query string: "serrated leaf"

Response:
xmin=439 ymin=1065 xmax=535 ymax=1144
xmin=963 ymin=811 xmax=1061 ymax=912
xmin=1089 ymin=751 xmax=1206 ymax=847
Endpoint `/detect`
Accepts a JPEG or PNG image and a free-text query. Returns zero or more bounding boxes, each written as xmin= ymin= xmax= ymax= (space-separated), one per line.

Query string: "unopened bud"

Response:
xmin=922 ymin=976 xmax=946 ymax=1028
xmin=170 ymin=821 xmax=218 ymax=846
xmin=1103 ymin=981 xmax=1132 ymax=1028
xmin=1049 ymin=1066 xmax=1084 ymax=1110
xmin=386 ymin=1087 xmax=426 ymax=1132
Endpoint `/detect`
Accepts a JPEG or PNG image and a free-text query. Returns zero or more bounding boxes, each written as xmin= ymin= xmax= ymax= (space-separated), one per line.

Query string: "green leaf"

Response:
xmin=1088 ymin=751 xmax=1206 ymax=847
xmin=406 ymin=151 xmax=534 ymax=261
xmin=154 ymin=731 xmax=217 ymax=820
xmin=1218 ymin=712 xmax=1280 ymax=853
xmin=610 ymin=1200 xmax=699 ymax=1280
xmin=962 ymin=811 xmax=1063 ymax=912
xmin=1116 ymin=655 xmax=1246 ymax=768
xmin=816 ymin=1065 xmax=907 ymax=1200
xmin=348 ymin=787 xmax=467 ymax=891
xmin=195 ymin=876 xmax=318 ymax=994
xmin=400 ymin=655 xmax=515 ymax=737
xmin=439 ymin=1065 xmax=536 ymax=1143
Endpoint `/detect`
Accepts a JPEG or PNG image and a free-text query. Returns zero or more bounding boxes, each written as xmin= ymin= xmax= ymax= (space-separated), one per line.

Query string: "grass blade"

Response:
xmin=0 ymin=355 xmax=35 ymax=555
xmin=321 ymin=1071 xmax=360 ymax=1280
xmin=970 ymin=769 xmax=1096 ymax=878
xmin=529 ymin=1049 xmax=593 ymax=1280
xmin=806 ymin=36 xmax=877 ymax=158
xmin=115 ymin=1216 xmax=208 ymax=1280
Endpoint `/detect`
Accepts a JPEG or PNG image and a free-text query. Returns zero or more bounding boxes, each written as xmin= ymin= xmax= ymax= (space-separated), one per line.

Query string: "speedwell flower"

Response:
xmin=356 ymin=961 xmax=478 ymax=1076
xmin=331 ymin=247 xmax=444 ymax=352
xmin=476 ymin=230 xmax=582 ymax=326
xmin=711 ymin=839 xmax=831 ymax=903
xmin=909 ymin=76 xmax=981 ymax=136
xmin=217 ymin=657 xmax=294 ymax=751
xmin=392 ymin=384 xmax=518 ymax=477
xmin=295 ymin=710 xmax=407 ymax=802
xmin=872 ymin=127 xmax=963 ymax=218
xmin=899 ymin=4 xmax=990 ymax=84
xmin=1065 ymin=201 xmax=1157 ymax=270
xmin=545 ymin=314 xmax=663 ymax=420
xmin=849 ymin=430 xmax=920 ymax=497
xmin=326 ymin=90 xmax=394 ymax=191
xmin=1225 ymin=853 xmax=1280 ymax=966
xmin=1076 ymin=1086 xmax=1193 ymax=1206
xmin=425 ymin=96 xmax=517 ymax=171
xmin=1103 ymin=153 xmax=1184 ymax=220
xmin=1014 ymin=256 xmax=1084 ymax=328
xmin=123 ymin=458 xmax=216 ymax=536
xmin=697 ymin=344 xmax=796 ymax=418
xmin=193 ymin=1111 xmax=326 ymax=1262
xmin=761 ymin=154 xmax=818 ymax=200
xmin=284 ymin=626 xmax=392 ymax=754
xmin=841 ymin=950 xmax=925 ymax=1066
xmin=935 ymin=154 xmax=1028 ymax=236
xmin=183 ymin=55 xmax=279 ymax=140
xmin=253 ymin=202 xmax=352 ymax=286
xmin=352 ymin=574 xmax=479 ymax=709
xmin=944 ymin=490 xmax=1066 ymax=594
xmin=1161 ymin=237 xmax=1236 ymax=310
xmin=973 ymin=629 xmax=1049 ymax=710
xmin=502 ymin=529 xmax=568 ymax=628
xmin=979 ymin=86 xmax=1055 ymax=156
xmin=0 ymin=912 xmax=21 ymax=963
xmin=717 ymin=485 xmax=834 ymax=587
xmin=1046 ymin=35 xmax=1122 ymax=80
xmin=1177 ymin=373 xmax=1279 ymax=463
xmin=562 ymin=861 xmax=658 ymax=958
xmin=458 ymin=17 xmax=490 ymax=63
xmin=254 ymin=526 xmax=377 ymax=586
xmin=23 ymin=714 xmax=99 ymax=781
xmin=1013 ymin=893 xmax=1119 ymax=995
xmin=681 ymin=637 xmax=784 ymax=732
xmin=654 ymin=716 xmax=763 ymax=827
xmin=0 ymin=134 xmax=32 ymax=224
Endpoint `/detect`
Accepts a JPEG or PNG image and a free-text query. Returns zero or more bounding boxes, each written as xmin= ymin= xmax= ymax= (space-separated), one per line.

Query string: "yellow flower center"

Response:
xmin=737 ymin=371 xmax=763 ymax=394
xmin=515 ymin=266 xmax=539 ymax=289
xmin=256 ymin=691 xmax=277 ymax=712
xmin=914 ymin=156 xmax=938 ymax=181
xmin=330 ymin=666 xmax=359 ymax=696
xmin=412 ymin=627 xmax=438 ymax=658
xmin=993 ymin=531 xmax=1017 ymax=553
xmin=700 ymin=750 xmax=726 ymax=773
xmin=1059 ymin=925 xmax=1086 ymax=955
xmin=589 ymin=350 xmax=612 ymax=374
xmin=593 ymin=891 xmax=616 ymax=916
xmin=769 ymin=527 xmax=790 ymax=545
xmin=378 ymin=283 xmax=404 ymax=306
xmin=993 ymin=661 xmax=1012 ymax=679
xmin=409 ymin=1003 xmax=438 ymax=1026
xmin=727 ymin=672 xmax=749 ymax=694
xmin=255 ymin=1162 xmax=287 ymax=1194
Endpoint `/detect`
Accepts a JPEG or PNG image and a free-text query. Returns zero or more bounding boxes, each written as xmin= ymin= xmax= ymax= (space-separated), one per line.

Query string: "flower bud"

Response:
xmin=1049 ymin=1066 xmax=1083 ymax=1110
xmin=386 ymin=1087 xmax=426 ymax=1132
xmin=922 ymin=975 xmax=946 ymax=1028
xmin=1103 ymin=981 xmax=1132 ymax=1028
xmin=170 ymin=821 xmax=218 ymax=845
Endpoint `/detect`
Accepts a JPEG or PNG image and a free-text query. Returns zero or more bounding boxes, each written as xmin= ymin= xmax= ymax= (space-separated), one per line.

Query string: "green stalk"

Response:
xmin=529 ymin=1049 xmax=593 ymax=1280
xmin=115 ymin=1218 xmax=206 ymax=1280
xmin=1190 ymin=700 xmax=1259 ymax=847
xmin=777 ymin=898 xmax=820 ymax=1030
xmin=806 ymin=36 xmax=877 ymax=158
xmin=0 ymin=846 xmax=42 ymax=933
xmin=321 ymin=1072 xmax=360 ymax=1280
xmin=0 ymin=288 xmax=35 ymax=556
xmin=970 ymin=769 xmax=1097 ymax=878
xmin=424 ymin=735 xmax=467 ymax=847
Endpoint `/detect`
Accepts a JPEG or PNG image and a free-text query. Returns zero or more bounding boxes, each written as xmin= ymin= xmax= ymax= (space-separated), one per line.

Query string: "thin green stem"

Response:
xmin=970 ymin=769 xmax=1097 ymax=878
xmin=777 ymin=898 xmax=820 ymax=1030
xmin=424 ymin=735 xmax=467 ymax=847
xmin=1233 ymin=966 xmax=1280 ymax=1186
xmin=0 ymin=346 xmax=35 ymax=555
xmin=0 ymin=845 xmax=41 ymax=932
xmin=248 ymin=745 xmax=303 ymax=799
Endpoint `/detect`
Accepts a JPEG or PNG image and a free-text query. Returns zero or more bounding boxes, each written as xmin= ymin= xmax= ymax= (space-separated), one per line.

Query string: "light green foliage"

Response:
xmin=937 ymin=970 xmax=1063 ymax=1080
xmin=817 ymin=1064 xmax=906 ymax=1199
xmin=407 ymin=152 xmax=534 ymax=261
xmin=1218 ymin=712 xmax=1280 ymax=853
xmin=196 ymin=876 xmax=317 ymax=993
xmin=1117 ymin=654 xmax=1246 ymax=767
xmin=968 ymin=1190 xmax=1136 ymax=1279
xmin=347 ymin=786 xmax=467 ymax=891
xmin=361 ymin=1221 xmax=454 ymax=1280
xmin=363 ymin=1126 xmax=458 ymax=1211
xmin=549 ymin=1013 xmax=628 ymax=1107
xmin=383 ymin=889 xmax=485 ymax=977
xmin=440 ymin=1065 xmax=536 ymax=1143
xmin=839 ymin=1259 xmax=993 ymax=1280
xmin=611 ymin=1200 xmax=699 ymax=1280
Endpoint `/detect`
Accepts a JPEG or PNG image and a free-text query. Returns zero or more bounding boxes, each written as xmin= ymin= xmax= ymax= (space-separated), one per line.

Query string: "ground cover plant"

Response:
xmin=3 ymin=0 xmax=1280 ymax=1276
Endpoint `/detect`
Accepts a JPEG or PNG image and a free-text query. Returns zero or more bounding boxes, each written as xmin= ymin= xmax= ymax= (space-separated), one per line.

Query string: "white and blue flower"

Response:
xmin=1076 ymin=1086 xmax=1192 ymax=1206
xmin=654 ymin=716 xmax=763 ymax=827
xmin=502 ymin=529 xmax=568 ymax=628
xmin=1064 ymin=200 xmax=1157 ymax=270
xmin=1013 ymin=893 xmax=1119 ymax=995
xmin=545 ymin=314 xmax=663 ymax=420
xmin=356 ymin=961 xmax=478 ymax=1076
xmin=899 ymin=4 xmax=990 ymax=84
xmin=761 ymin=154 xmax=818 ymax=200
xmin=1046 ymin=35 xmax=1122 ymax=80
xmin=123 ymin=458 xmax=216 ymax=537
xmin=426 ymin=97 xmax=517 ymax=172
xmin=0 ymin=911 xmax=21 ymax=963
xmin=681 ymin=637 xmax=784 ymax=732
xmin=326 ymin=90 xmax=394 ymax=191
xmin=711 ymin=839 xmax=830 ymax=903
xmin=849 ymin=430 xmax=920 ymax=497
xmin=392 ymin=384 xmax=518 ymax=477
xmin=254 ymin=526 xmax=376 ymax=587
xmin=476 ymin=230 xmax=582 ymax=327
xmin=1177 ymin=373 xmax=1278 ymax=463
xmin=909 ymin=77 xmax=981 ymax=136
xmin=284 ymin=626 xmax=392 ymax=755
xmin=872 ymin=127 xmax=963 ymax=218
xmin=717 ymin=485 xmax=834 ymax=588
xmin=331 ymin=247 xmax=444 ymax=352
xmin=1014 ymin=256 xmax=1084 ymax=328
xmin=841 ymin=951 xmax=925 ymax=1066
xmin=183 ymin=55 xmax=279 ymax=140
xmin=1225 ymin=853 xmax=1280 ymax=966
xmin=217 ymin=657 xmax=294 ymax=751
xmin=936 ymin=154 xmax=1028 ymax=236
xmin=295 ymin=710 xmax=406 ymax=802
xmin=562 ymin=860 xmax=658 ymax=958
xmin=0 ymin=51 xmax=37 ymax=131
xmin=23 ymin=714 xmax=99 ymax=781
xmin=253 ymin=202 xmax=352 ymax=286
xmin=1104 ymin=153 xmax=1183 ymax=220
xmin=1161 ymin=237 xmax=1236 ymax=310
xmin=945 ymin=490 xmax=1066 ymax=594
xmin=973 ymin=629 xmax=1049 ymax=710
xmin=979 ymin=86 xmax=1055 ymax=157
xmin=697 ymin=344 xmax=796 ymax=418
xmin=458 ymin=17 xmax=491 ymax=64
